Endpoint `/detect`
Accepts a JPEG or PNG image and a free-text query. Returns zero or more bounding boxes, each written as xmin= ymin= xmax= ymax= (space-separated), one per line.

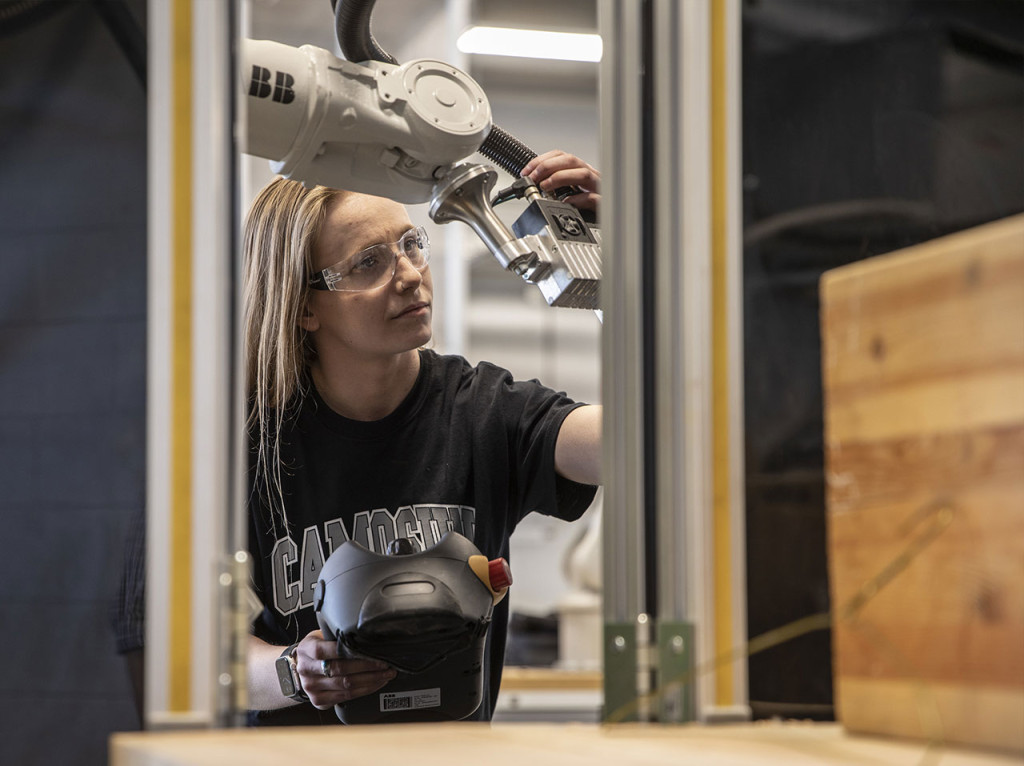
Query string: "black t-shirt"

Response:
xmin=248 ymin=349 xmax=597 ymax=725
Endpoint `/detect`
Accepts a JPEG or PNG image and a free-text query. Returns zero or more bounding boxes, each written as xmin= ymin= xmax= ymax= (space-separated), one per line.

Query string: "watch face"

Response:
xmin=281 ymin=674 xmax=297 ymax=697
xmin=276 ymin=655 xmax=297 ymax=697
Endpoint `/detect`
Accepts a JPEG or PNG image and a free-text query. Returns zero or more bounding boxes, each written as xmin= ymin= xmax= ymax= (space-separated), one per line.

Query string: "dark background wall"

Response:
xmin=0 ymin=1 xmax=147 ymax=763
xmin=742 ymin=0 xmax=1023 ymax=718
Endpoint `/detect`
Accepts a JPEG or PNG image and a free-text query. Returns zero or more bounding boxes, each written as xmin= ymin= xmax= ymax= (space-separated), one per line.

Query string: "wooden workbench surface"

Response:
xmin=110 ymin=722 xmax=1022 ymax=766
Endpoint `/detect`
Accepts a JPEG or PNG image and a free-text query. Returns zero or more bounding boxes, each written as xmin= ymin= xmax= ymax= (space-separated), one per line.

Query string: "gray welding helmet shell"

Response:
xmin=313 ymin=530 xmax=510 ymax=723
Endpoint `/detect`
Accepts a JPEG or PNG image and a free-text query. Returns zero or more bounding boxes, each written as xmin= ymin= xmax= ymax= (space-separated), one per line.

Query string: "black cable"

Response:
xmin=331 ymin=0 xmax=395 ymax=65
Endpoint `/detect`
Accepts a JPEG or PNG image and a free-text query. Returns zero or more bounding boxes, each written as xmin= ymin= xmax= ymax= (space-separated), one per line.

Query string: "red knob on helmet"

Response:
xmin=488 ymin=558 xmax=512 ymax=590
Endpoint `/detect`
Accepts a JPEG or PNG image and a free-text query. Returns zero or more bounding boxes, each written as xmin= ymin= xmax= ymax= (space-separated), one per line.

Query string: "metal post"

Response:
xmin=600 ymin=0 xmax=748 ymax=724
xmin=652 ymin=0 xmax=698 ymax=723
xmin=146 ymin=0 xmax=237 ymax=728
xmin=598 ymin=0 xmax=648 ymax=725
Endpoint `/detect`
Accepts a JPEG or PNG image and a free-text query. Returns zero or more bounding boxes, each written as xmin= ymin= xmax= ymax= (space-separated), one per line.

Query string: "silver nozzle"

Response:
xmin=430 ymin=164 xmax=550 ymax=279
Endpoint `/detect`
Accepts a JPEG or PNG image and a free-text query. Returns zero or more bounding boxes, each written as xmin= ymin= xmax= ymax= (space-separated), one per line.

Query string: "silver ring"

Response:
xmin=321 ymin=659 xmax=333 ymax=678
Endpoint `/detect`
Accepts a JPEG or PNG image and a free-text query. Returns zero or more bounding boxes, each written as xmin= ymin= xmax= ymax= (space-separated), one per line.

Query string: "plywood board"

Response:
xmin=820 ymin=214 xmax=1024 ymax=754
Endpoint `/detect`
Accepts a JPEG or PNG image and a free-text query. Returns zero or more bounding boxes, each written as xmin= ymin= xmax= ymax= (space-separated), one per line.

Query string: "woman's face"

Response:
xmin=304 ymin=193 xmax=433 ymax=361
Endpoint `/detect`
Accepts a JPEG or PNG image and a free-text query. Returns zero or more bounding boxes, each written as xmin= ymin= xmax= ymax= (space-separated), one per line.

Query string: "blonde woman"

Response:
xmin=244 ymin=152 xmax=603 ymax=725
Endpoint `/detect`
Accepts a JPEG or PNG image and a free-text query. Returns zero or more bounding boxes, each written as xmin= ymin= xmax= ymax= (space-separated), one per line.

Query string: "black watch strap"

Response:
xmin=275 ymin=642 xmax=308 ymax=702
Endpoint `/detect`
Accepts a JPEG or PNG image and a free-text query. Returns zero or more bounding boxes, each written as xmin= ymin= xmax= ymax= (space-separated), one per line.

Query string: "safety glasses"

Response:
xmin=309 ymin=226 xmax=430 ymax=292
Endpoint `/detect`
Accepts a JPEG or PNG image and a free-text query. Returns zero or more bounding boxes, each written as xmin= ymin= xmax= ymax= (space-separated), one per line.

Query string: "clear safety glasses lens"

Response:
xmin=310 ymin=226 xmax=430 ymax=292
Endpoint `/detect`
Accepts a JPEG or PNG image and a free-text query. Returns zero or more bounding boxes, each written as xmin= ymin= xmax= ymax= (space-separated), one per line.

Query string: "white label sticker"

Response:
xmin=379 ymin=688 xmax=442 ymax=713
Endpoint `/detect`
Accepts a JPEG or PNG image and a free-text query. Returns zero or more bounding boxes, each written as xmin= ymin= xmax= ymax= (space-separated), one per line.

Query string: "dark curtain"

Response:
xmin=0 ymin=1 xmax=147 ymax=762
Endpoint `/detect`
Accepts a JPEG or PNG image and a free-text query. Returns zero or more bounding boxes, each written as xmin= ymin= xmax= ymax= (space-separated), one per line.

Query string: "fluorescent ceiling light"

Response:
xmin=457 ymin=26 xmax=602 ymax=63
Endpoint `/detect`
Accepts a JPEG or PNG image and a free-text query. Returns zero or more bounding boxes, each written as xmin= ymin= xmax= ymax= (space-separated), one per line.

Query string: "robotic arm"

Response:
xmin=241 ymin=39 xmax=488 ymax=204
xmin=239 ymin=38 xmax=602 ymax=311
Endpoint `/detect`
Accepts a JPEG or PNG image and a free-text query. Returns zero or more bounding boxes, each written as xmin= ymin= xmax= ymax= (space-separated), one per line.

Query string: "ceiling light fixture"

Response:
xmin=456 ymin=26 xmax=602 ymax=63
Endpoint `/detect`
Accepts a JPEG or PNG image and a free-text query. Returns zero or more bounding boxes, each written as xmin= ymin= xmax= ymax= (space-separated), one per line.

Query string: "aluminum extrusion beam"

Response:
xmin=599 ymin=0 xmax=649 ymax=724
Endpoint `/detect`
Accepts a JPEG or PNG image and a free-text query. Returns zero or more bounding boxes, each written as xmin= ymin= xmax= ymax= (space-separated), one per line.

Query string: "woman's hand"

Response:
xmin=521 ymin=150 xmax=601 ymax=212
xmin=295 ymin=630 xmax=396 ymax=710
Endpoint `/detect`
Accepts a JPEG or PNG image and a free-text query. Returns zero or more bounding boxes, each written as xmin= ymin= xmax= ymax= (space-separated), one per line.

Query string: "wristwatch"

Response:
xmin=275 ymin=643 xmax=308 ymax=702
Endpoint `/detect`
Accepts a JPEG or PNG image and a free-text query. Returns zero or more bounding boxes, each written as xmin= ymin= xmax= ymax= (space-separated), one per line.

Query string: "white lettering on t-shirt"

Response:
xmin=270 ymin=504 xmax=476 ymax=617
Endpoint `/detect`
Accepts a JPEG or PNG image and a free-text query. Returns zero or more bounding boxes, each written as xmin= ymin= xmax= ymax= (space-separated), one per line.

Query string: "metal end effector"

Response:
xmin=430 ymin=164 xmax=602 ymax=310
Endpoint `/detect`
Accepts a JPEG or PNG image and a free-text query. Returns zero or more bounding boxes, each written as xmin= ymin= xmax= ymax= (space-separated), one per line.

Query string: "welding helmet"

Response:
xmin=314 ymin=530 xmax=512 ymax=724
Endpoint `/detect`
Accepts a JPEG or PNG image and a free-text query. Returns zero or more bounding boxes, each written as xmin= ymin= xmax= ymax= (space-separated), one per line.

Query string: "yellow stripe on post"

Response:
xmin=170 ymin=0 xmax=193 ymax=712
xmin=711 ymin=0 xmax=734 ymax=708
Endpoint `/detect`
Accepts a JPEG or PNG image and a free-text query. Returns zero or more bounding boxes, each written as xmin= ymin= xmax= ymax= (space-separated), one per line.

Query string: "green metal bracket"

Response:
xmin=602 ymin=622 xmax=638 ymax=723
xmin=656 ymin=620 xmax=696 ymax=722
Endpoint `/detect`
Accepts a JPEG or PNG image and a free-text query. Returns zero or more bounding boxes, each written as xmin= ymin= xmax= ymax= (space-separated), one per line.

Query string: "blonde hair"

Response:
xmin=243 ymin=177 xmax=349 ymax=523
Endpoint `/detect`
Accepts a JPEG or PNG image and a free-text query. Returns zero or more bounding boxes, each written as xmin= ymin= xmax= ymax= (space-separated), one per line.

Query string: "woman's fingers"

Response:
xmin=522 ymin=150 xmax=601 ymax=195
xmin=295 ymin=631 xmax=396 ymax=709
xmin=302 ymin=657 xmax=397 ymax=709
xmin=560 ymin=191 xmax=600 ymax=212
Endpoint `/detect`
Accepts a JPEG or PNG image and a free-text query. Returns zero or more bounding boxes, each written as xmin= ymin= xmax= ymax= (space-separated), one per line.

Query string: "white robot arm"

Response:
xmin=240 ymin=39 xmax=490 ymax=203
xmin=239 ymin=38 xmax=601 ymax=311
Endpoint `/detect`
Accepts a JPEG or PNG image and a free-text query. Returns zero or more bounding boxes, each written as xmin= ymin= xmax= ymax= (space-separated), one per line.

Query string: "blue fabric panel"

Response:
xmin=0 ymin=2 xmax=148 ymax=763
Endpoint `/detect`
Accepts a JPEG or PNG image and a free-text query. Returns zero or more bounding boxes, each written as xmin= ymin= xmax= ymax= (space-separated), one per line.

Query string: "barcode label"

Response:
xmin=379 ymin=688 xmax=441 ymax=712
